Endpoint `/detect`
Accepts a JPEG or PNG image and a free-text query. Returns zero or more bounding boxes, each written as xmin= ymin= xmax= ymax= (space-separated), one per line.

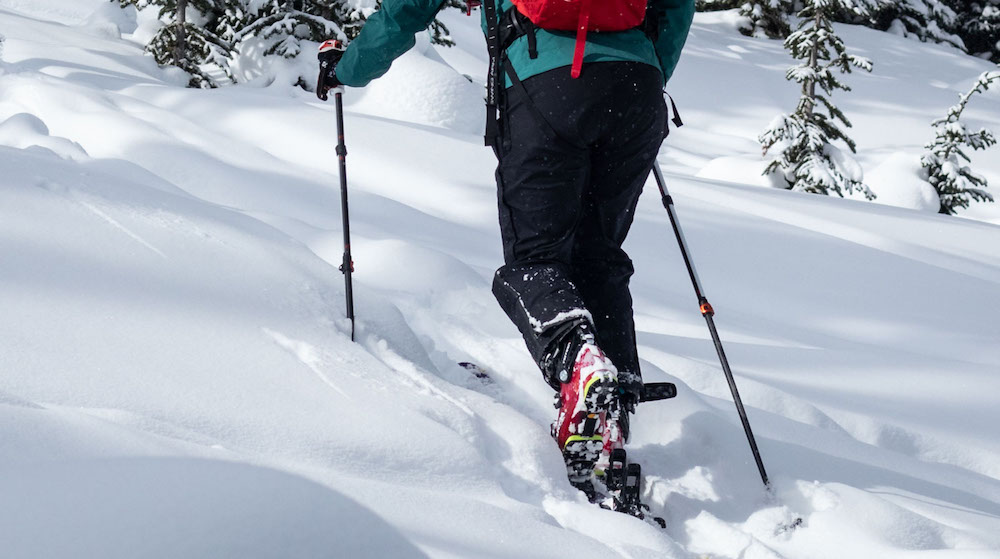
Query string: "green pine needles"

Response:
xmin=118 ymin=0 xmax=461 ymax=88
xmin=759 ymin=0 xmax=874 ymax=199
xmin=921 ymin=70 xmax=999 ymax=214
xmin=696 ymin=0 xmax=793 ymax=38
xmin=946 ymin=0 xmax=1000 ymax=62
xmin=739 ymin=0 xmax=793 ymax=39
xmin=125 ymin=0 xmax=234 ymax=88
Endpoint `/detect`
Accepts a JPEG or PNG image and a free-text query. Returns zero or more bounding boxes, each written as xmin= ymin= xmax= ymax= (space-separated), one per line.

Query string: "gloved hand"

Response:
xmin=316 ymin=39 xmax=347 ymax=101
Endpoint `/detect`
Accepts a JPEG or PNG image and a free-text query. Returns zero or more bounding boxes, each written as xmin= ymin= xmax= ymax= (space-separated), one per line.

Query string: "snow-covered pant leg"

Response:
xmin=490 ymin=62 xmax=667 ymax=382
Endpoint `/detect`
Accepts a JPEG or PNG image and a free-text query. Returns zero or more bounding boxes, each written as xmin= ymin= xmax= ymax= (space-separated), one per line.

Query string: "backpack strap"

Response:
xmin=664 ymin=93 xmax=683 ymax=137
xmin=508 ymin=10 xmax=538 ymax=59
xmin=668 ymin=94 xmax=683 ymax=128
xmin=483 ymin=0 xmax=504 ymax=149
xmin=643 ymin=0 xmax=660 ymax=42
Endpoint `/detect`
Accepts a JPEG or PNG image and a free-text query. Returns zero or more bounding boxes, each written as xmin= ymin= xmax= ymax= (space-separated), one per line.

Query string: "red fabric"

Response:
xmin=570 ymin=0 xmax=591 ymax=78
xmin=511 ymin=0 xmax=645 ymax=78
xmin=511 ymin=0 xmax=645 ymax=32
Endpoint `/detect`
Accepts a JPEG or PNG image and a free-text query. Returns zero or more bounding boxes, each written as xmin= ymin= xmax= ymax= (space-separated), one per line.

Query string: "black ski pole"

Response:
xmin=318 ymin=39 xmax=355 ymax=341
xmin=334 ymin=87 xmax=356 ymax=341
xmin=651 ymin=165 xmax=770 ymax=489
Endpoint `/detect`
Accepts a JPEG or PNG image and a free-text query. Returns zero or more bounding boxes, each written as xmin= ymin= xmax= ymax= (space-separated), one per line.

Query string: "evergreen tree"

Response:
xmin=117 ymin=0 xmax=476 ymax=89
xmin=921 ymin=70 xmax=999 ymax=214
xmin=848 ymin=0 xmax=998 ymax=61
xmin=759 ymin=0 xmax=875 ymax=199
xmin=232 ymin=0 xmax=462 ymax=59
xmin=696 ymin=0 xmax=740 ymax=10
xmin=739 ymin=0 xmax=794 ymax=38
xmin=118 ymin=0 xmax=235 ymax=87
xmin=694 ymin=0 xmax=977 ymax=55
xmin=232 ymin=0 xmax=353 ymax=59
xmin=695 ymin=0 xmax=793 ymax=38
xmin=428 ymin=0 xmax=465 ymax=47
xmin=947 ymin=0 xmax=1000 ymax=62
xmin=227 ymin=0 xmax=462 ymax=88
xmin=864 ymin=0 xmax=963 ymax=49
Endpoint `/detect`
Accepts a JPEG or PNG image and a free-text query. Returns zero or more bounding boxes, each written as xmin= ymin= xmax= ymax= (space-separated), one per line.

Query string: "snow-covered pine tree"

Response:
xmin=695 ymin=0 xmax=793 ymax=38
xmin=695 ymin=0 xmax=740 ymax=10
xmin=232 ymin=0 xmax=350 ymax=60
xmin=865 ymin=0 xmax=963 ymax=49
xmin=759 ymin=0 xmax=875 ymax=199
xmin=118 ymin=0 xmax=236 ymax=87
xmin=738 ymin=0 xmax=794 ymax=38
xmin=229 ymin=0 xmax=462 ymax=87
xmin=428 ymin=0 xmax=465 ymax=47
xmin=921 ymin=70 xmax=999 ymax=214
xmin=946 ymin=0 xmax=1000 ymax=62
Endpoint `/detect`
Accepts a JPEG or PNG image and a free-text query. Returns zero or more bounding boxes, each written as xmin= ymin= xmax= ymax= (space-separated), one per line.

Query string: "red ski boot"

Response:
xmin=552 ymin=335 xmax=619 ymax=486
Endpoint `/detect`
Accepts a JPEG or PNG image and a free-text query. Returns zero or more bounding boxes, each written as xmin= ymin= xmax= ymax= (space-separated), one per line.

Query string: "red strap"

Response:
xmin=571 ymin=0 xmax=591 ymax=78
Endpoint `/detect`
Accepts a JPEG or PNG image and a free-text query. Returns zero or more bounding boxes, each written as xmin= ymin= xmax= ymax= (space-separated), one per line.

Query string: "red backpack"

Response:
xmin=510 ymin=0 xmax=648 ymax=78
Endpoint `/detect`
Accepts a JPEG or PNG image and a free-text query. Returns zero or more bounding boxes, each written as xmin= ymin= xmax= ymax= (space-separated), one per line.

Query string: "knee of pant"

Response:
xmin=571 ymin=254 xmax=634 ymax=283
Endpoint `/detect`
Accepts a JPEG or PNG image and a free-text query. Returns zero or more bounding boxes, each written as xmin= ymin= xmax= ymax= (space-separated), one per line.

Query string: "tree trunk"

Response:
xmin=804 ymin=5 xmax=820 ymax=116
xmin=175 ymin=0 xmax=188 ymax=66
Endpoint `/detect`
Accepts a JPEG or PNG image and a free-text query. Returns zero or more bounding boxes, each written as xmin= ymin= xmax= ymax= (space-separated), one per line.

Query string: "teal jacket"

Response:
xmin=336 ymin=0 xmax=694 ymax=88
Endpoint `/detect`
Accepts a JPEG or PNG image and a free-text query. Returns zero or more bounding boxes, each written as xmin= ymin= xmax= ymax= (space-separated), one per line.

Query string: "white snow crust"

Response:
xmin=2 ymin=3 xmax=1000 ymax=558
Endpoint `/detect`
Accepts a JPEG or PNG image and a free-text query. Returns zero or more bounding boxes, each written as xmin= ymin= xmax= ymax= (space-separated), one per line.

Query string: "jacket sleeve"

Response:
xmin=335 ymin=0 xmax=447 ymax=87
xmin=650 ymin=0 xmax=694 ymax=83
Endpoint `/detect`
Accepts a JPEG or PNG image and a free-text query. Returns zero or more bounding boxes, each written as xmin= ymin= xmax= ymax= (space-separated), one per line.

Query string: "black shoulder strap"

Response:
xmin=483 ymin=0 xmax=503 ymax=148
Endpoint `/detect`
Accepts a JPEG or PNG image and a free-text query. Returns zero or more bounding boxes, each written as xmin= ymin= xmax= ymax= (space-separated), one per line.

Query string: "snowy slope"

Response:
xmin=2 ymin=2 xmax=1000 ymax=558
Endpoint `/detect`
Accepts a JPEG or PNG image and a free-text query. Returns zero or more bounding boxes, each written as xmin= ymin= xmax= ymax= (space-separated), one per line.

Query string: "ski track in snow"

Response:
xmin=2 ymin=2 xmax=1000 ymax=558
xmin=263 ymin=328 xmax=352 ymax=400
xmin=71 ymin=191 xmax=169 ymax=259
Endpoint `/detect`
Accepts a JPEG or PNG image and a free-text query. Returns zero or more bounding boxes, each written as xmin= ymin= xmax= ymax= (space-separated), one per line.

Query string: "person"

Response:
xmin=317 ymin=0 xmax=694 ymax=497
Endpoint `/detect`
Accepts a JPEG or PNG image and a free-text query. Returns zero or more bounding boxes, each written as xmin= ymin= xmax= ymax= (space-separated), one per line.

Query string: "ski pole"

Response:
xmin=318 ymin=39 xmax=355 ymax=341
xmin=651 ymin=165 xmax=770 ymax=489
xmin=334 ymin=86 xmax=356 ymax=341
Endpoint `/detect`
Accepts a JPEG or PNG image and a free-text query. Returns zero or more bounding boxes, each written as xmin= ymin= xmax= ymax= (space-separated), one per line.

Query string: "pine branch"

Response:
xmin=922 ymin=69 xmax=1000 ymax=214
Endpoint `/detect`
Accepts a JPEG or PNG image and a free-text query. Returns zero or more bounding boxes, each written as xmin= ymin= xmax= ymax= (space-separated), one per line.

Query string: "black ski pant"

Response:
xmin=490 ymin=61 xmax=667 ymax=388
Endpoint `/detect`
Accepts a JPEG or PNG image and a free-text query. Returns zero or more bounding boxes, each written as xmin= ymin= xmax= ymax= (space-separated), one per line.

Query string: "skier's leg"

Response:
xmin=491 ymin=66 xmax=625 ymax=489
xmin=569 ymin=62 xmax=668 ymax=397
xmin=490 ymin=68 xmax=595 ymax=386
xmin=492 ymin=63 xmax=665 ymax=381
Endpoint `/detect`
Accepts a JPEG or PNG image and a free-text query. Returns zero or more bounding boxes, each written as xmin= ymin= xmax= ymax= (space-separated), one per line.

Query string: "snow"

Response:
xmin=347 ymin=33 xmax=485 ymax=133
xmin=867 ymin=152 xmax=941 ymax=211
xmin=2 ymin=2 xmax=1000 ymax=558
xmin=1 ymin=458 xmax=428 ymax=558
xmin=697 ymin=155 xmax=786 ymax=189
